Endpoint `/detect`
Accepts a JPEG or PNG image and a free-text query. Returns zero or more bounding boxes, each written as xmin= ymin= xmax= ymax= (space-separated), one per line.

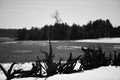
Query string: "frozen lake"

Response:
xmin=1 ymin=38 xmax=120 ymax=63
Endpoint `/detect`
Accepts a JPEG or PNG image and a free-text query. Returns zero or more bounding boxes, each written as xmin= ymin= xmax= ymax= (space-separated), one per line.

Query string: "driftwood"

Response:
xmin=81 ymin=46 xmax=119 ymax=70
xmin=60 ymin=53 xmax=82 ymax=74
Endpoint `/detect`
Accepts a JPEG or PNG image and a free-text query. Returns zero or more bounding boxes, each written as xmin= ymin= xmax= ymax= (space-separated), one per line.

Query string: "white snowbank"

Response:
xmin=48 ymin=66 xmax=120 ymax=80
xmin=75 ymin=38 xmax=120 ymax=43
xmin=0 ymin=62 xmax=120 ymax=80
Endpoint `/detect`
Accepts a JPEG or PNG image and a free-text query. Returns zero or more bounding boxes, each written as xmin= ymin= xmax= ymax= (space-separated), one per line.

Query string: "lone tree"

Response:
xmin=52 ymin=10 xmax=61 ymax=24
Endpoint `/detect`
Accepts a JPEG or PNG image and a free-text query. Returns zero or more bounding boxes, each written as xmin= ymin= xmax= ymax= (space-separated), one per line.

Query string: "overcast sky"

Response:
xmin=0 ymin=0 xmax=120 ymax=29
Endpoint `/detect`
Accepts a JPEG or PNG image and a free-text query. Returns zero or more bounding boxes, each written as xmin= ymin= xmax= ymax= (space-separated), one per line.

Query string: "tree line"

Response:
xmin=16 ymin=19 xmax=120 ymax=40
xmin=0 ymin=29 xmax=17 ymax=38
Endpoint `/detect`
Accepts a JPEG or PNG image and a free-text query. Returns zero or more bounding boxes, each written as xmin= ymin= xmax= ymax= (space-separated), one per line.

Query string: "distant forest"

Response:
xmin=1 ymin=19 xmax=120 ymax=40
xmin=16 ymin=19 xmax=120 ymax=40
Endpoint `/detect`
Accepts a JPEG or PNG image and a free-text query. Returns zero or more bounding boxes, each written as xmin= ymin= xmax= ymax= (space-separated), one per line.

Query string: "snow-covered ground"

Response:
xmin=75 ymin=38 xmax=120 ymax=43
xmin=48 ymin=66 xmax=120 ymax=80
xmin=0 ymin=62 xmax=120 ymax=80
xmin=1 ymin=38 xmax=120 ymax=44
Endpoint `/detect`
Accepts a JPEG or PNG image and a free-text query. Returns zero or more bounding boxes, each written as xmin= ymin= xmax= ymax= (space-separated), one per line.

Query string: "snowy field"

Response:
xmin=0 ymin=62 xmax=120 ymax=80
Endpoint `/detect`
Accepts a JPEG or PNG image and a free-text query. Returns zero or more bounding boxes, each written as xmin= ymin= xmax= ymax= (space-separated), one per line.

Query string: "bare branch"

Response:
xmin=0 ymin=64 xmax=8 ymax=77
xmin=8 ymin=62 xmax=16 ymax=75
xmin=40 ymin=49 xmax=48 ymax=59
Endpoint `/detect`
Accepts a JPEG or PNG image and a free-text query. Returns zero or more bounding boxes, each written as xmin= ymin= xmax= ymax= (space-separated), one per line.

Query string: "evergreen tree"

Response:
xmin=16 ymin=28 xmax=27 ymax=40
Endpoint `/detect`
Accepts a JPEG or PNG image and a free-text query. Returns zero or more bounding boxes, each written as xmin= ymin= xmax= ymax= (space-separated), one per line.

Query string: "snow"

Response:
xmin=1 ymin=38 xmax=120 ymax=46
xmin=48 ymin=66 xmax=120 ymax=80
xmin=73 ymin=60 xmax=81 ymax=71
xmin=0 ymin=63 xmax=120 ymax=80
xmin=13 ymin=50 xmax=32 ymax=53
xmin=1 ymin=41 xmax=18 ymax=44
xmin=75 ymin=38 xmax=120 ymax=43
xmin=57 ymin=45 xmax=82 ymax=50
xmin=1 ymin=41 xmax=49 ymax=46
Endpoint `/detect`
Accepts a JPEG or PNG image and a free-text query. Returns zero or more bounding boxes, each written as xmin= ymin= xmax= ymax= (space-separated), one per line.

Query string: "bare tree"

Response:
xmin=52 ymin=10 xmax=61 ymax=24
